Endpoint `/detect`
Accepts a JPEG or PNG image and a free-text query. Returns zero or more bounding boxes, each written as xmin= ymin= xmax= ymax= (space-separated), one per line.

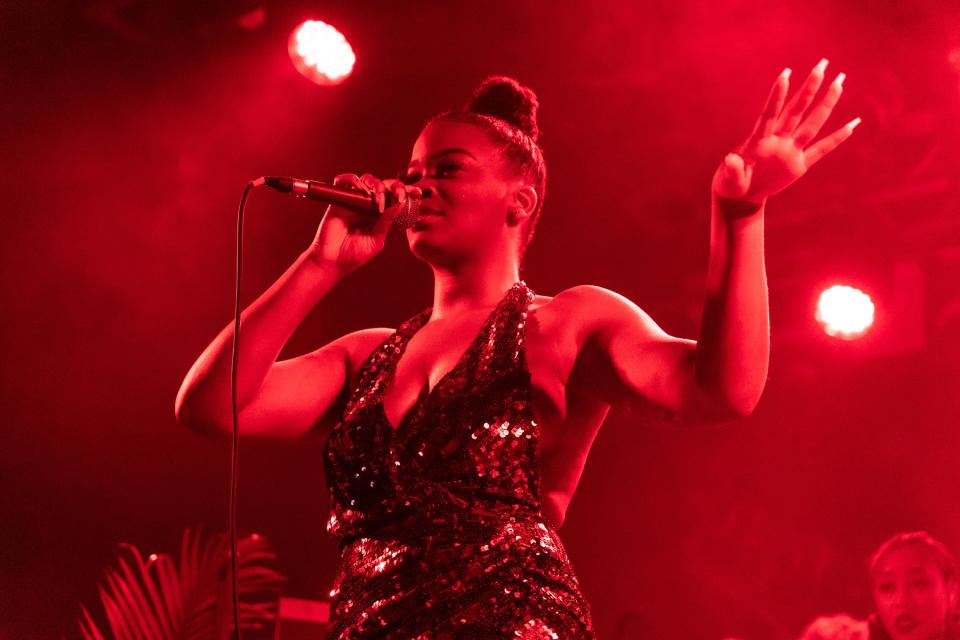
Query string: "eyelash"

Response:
xmin=400 ymin=161 xmax=463 ymax=184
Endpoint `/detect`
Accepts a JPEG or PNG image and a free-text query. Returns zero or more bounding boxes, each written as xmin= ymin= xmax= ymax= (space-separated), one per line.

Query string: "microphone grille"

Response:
xmin=392 ymin=196 xmax=421 ymax=229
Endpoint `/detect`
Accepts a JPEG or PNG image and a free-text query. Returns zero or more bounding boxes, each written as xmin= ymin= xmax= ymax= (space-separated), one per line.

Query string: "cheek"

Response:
xmin=916 ymin=587 xmax=951 ymax=615
xmin=874 ymin=592 xmax=901 ymax=623
xmin=440 ymin=178 xmax=507 ymax=214
xmin=899 ymin=588 xmax=950 ymax=633
xmin=875 ymin=595 xmax=896 ymax=616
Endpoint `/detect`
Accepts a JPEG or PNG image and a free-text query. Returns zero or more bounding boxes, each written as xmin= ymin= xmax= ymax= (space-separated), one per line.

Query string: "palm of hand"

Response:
xmin=713 ymin=60 xmax=860 ymax=206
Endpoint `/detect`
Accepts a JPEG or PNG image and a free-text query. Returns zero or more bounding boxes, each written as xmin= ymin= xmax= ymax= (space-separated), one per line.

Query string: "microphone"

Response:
xmin=258 ymin=176 xmax=428 ymax=228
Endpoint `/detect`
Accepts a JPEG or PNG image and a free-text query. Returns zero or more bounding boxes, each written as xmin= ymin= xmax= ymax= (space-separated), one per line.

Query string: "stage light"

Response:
xmin=288 ymin=20 xmax=355 ymax=86
xmin=815 ymin=285 xmax=875 ymax=340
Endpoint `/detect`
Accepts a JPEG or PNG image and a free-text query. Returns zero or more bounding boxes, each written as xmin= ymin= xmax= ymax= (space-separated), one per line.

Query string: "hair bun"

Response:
xmin=466 ymin=76 xmax=540 ymax=143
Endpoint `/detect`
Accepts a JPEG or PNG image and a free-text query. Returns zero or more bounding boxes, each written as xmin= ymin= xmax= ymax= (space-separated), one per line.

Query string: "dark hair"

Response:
xmin=430 ymin=76 xmax=547 ymax=259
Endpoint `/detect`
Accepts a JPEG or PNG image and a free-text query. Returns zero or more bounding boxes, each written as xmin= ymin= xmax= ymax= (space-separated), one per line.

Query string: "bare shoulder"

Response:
xmin=305 ymin=327 xmax=395 ymax=377
xmin=536 ymin=285 xmax=698 ymax=422
xmin=536 ymin=284 xmax=642 ymax=315
xmin=333 ymin=326 xmax=396 ymax=354
xmin=534 ymin=284 xmax=668 ymax=343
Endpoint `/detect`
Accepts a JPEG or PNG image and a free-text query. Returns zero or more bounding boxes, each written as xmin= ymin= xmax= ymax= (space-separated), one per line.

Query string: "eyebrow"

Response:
xmin=431 ymin=148 xmax=476 ymax=161
xmin=408 ymin=147 xmax=477 ymax=170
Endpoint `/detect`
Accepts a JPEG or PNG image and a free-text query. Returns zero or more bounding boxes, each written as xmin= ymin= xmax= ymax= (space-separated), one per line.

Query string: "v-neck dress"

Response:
xmin=322 ymin=281 xmax=595 ymax=639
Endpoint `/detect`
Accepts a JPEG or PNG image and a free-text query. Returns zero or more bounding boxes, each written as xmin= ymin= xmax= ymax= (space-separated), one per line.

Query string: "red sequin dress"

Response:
xmin=322 ymin=281 xmax=596 ymax=639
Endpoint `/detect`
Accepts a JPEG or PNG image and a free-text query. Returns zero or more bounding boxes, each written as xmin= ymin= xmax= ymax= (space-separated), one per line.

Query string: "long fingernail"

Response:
xmin=814 ymin=58 xmax=829 ymax=74
xmin=780 ymin=68 xmax=791 ymax=80
xmin=848 ymin=117 xmax=862 ymax=130
xmin=833 ymin=72 xmax=846 ymax=88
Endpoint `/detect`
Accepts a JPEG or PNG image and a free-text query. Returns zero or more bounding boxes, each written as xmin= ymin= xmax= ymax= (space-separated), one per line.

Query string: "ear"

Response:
xmin=507 ymin=184 xmax=538 ymax=226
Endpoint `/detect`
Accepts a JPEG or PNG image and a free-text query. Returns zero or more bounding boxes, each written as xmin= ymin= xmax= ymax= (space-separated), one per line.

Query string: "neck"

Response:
xmin=429 ymin=256 xmax=521 ymax=320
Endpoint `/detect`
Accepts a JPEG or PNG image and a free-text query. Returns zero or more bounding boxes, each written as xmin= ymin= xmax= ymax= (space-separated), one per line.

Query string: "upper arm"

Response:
xmin=563 ymin=285 xmax=709 ymax=424
xmin=237 ymin=327 xmax=393 ymax=441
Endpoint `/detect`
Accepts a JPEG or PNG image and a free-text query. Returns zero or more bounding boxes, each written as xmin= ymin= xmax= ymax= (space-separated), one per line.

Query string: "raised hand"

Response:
xmin=712 ymin=58 xmax=861 ymax=208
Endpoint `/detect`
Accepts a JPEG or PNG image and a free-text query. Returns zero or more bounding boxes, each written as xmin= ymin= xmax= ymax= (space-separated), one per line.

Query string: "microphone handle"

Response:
xmin=260 ymin=176 xmax=423 ymax=228
xmin=262 ymin=176 xmax=382 ymax=214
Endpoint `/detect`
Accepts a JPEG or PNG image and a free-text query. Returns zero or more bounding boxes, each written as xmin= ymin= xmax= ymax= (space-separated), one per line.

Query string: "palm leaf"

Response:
xmin=79 ymin=605 xmax=107 ymax=640
xmin=79 ymin=527 xmax=286 ymax=640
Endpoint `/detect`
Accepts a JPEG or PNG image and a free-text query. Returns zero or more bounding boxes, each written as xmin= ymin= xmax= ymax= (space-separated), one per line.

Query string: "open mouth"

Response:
xmin=894 ymin=614 xmax=919 ymax=634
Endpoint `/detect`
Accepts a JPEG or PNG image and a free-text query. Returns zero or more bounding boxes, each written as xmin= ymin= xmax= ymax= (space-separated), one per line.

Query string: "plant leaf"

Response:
xmin=115 ymin=548 xmax=166 ymax=640
xmin=79 ymin=527 xmax=285 ymax=640
xmin=79 ymin=604 xmax=107 ymax=640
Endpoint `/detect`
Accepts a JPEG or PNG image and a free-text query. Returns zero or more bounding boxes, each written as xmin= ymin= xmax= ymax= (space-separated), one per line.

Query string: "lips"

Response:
xmin=895 ymin=614 xmax=919 ymax=634
xmin=417 ymin=204 xmax=443 ymax=216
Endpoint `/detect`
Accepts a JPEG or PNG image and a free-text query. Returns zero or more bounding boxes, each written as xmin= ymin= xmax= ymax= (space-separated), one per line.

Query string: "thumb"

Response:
xmin=724 ymin=152 xmax=744 ymax=173
xmin=716 ymin=152 xmax=750 ymax=198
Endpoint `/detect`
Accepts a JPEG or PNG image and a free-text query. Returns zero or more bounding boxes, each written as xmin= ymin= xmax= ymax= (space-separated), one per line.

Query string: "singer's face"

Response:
xmin=872 ymin=545 xmax=954 ymax=640
xmin=402 ymin=120 xmax=519 ymax=262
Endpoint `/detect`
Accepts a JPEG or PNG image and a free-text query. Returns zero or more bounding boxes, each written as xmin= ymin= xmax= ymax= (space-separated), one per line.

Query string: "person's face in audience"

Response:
xmin=872 ymin=544 xmax=955 ymax=640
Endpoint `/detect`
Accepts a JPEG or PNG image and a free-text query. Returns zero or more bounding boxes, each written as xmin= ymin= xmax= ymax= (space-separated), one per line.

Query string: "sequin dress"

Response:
xmin=322 ymin=281 xmax=596 ymax=639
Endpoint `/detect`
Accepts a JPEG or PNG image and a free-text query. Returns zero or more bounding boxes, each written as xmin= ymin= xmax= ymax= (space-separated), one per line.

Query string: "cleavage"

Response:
xmin=380 ymin=310 xmax=492 ymax=430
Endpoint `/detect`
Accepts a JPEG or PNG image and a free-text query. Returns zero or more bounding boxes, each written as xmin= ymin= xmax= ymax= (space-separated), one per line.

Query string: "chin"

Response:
xmin=406 ymin=231 xmax=451 ymax=265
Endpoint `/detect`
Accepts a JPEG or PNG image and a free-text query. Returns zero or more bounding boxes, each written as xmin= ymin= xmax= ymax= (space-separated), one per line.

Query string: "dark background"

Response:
xmin=2 ymin=1 xmax=959 ymax=638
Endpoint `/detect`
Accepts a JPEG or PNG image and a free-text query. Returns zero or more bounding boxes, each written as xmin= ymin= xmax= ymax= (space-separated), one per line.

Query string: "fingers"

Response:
xmin=371 ymin=179 xmax=424 ymax=234
xmin=359 ymin=173 xmax=386 ymax=213
xmin=803 ymin=117 xmax=861 ymax=167
xmin=745 ymin=68 xmax=790 ymax=147
xmin=332 ymin=173 xmax=361 ymax=188
xmin=793 ymin=72 xmax=845 ymax=148
xmin=775 ymin=58 xmax=829 ymax=136
xmin=331 ymin=173 xmax=389 ymax=212
xmin=381 ymin=179 xmax=407 ymax=206
xmin=325 ymin=173 xmax=424 ymax=233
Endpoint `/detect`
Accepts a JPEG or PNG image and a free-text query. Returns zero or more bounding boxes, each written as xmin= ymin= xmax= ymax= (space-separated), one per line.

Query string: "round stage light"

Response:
xmin=815 ymin=285 xmax=875 ymax=340
xmin=288 ymin=20 xmax=355 ymax=86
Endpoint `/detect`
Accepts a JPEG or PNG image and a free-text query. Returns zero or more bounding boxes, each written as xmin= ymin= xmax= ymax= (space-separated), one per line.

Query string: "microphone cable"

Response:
xmin=227 ymin=177 xmax=263 ymax=639
xmin=225 ymin=175 xmax=409 ymax=637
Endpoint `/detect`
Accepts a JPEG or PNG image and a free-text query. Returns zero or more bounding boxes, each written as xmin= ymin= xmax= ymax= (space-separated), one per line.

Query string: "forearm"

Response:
xmin=175 ymin=251 xmax=342 ymax=425
xmin=694 ymin=195 xmax=770 ymax=416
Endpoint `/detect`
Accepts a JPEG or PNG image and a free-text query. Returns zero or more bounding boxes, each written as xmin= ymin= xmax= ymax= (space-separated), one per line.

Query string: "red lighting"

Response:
xmin=288 ymin=20 xmax=356 ymax=86
xmin=815 ymin=285 xmax=875 ymax=340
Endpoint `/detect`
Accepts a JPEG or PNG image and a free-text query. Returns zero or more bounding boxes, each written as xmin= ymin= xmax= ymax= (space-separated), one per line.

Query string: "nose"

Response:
xmin=409 ymin=173 xmax=437 ymax=199
xmin=892 ymin=587 xmax=908 ymax=607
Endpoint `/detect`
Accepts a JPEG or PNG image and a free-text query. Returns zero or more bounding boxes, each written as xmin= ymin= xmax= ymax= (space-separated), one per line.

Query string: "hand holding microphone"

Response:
xmin=264 ymin=172 xmax=426 ymax=276
xmin=261 ymin=173 xmax=428 ymax=226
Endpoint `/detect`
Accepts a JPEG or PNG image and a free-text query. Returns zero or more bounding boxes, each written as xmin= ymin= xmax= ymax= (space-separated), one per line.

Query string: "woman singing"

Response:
xmin=176 ymin=63 xmax=857 ymax=638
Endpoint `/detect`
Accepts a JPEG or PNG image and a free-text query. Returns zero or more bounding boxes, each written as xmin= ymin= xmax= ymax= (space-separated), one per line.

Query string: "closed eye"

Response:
xmin=399 ymin=160 xmax=463 ymax=184
xmin=432 ymin=160 xmax=463 ymax=177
